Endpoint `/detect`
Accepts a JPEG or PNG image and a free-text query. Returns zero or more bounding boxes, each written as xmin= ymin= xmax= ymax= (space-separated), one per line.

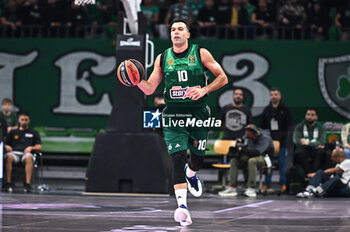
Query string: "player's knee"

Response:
xmin=188 ymin=153 xmax=204 ymax=171
xmin=172 ymin=150 xmax=187 ymax=185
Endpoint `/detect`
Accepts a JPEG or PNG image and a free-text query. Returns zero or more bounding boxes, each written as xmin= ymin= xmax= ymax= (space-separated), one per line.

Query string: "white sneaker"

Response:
xmin=296 ymin=191 xmax=306 ymax=198
xmin=174 ymin=204 xmax=192 ymax=226
xmin=218 ymin=187 xmax=238 ymax=197
xmin=185 ymin=164 xmax=202 ymax=197
xmin=296 ymin=190 xmax=314 ymax=199
xmin=244 ymin=188 xmax=257 ymax=197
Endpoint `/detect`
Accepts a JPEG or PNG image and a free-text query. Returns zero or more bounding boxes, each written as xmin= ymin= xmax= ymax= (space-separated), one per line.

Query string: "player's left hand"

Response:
xmin=187 ymin=87 xmax=208 ymax=101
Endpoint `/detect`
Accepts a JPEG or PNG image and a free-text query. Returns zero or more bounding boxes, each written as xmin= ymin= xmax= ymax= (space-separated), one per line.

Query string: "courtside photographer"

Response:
xmin=219 ymin=124 xmax=275 ymax=197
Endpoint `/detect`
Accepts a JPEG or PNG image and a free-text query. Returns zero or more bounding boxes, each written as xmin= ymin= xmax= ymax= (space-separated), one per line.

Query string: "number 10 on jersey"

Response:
xmin=177 ymin=70 xmax=188 ymax=82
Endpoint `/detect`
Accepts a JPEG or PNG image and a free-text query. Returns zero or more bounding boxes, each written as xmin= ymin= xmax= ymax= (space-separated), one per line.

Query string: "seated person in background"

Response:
xmin=251 ymin=0 xmax=275 ymax=39
xmin=44 ymin=0 xmax=65 ymax=37
xmin=335 ymin=1 xmax=350 ymax=41
xmin=293 ymin=107 xmax=326 ymax=178
xmin=306 ymin=1 xmax=330 ymax=41
xmin=296 ymin=147 xmax=350 ymax=198
xmin=0 ymin=98 xmax=17 ymax=132
xmin=227 ymin=0 xmax=249 ymax=39
xmin=3 ymin=112 xmax=42 ymax=193
xmin=65 ymin=2 xmax=88 ymax=37
xmin=341 ymin=122 xmax=350 ymax=159
xmin=0 ymin=0 xmax=22 ymax=37
xmin=197 ymin=0 xmax=217 ymax=38
xmin=220 ymin=88 xmax=252 ymax=140
xmin=141 ymin=0 xmax=160 ymax=38
xmin=277 ymin=0 xmax=306 ymax=39
xmin=21 ymin=0 xmax=44 ymax=37
xmin=164 ymin=0 xmax=193 ymax=29
xmin=219 ymin=124 xmax=274 ymax=197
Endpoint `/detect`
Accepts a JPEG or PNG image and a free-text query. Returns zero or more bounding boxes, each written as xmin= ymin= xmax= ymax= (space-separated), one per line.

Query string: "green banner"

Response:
xmin=1 ymin=39 xmax=350 ymax=130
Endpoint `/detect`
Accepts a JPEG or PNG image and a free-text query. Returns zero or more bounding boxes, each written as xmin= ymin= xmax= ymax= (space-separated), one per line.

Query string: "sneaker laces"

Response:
xmin=187 ymin=175 xmax=199 ymax=191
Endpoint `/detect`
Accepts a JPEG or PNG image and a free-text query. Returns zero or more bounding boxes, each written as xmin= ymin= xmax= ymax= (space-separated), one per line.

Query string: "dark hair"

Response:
xmin=306 ymin=107 xmax=318 ymax=115
xmin=2 ymin=98 xmax=12 ymax=105
xmin=270 ymin=87 xmax=281 ymax=93
xmin=244 ymin=124 xmax=260 ymax=136
xmin=18 ymin=111 xmax=30 ymax=118
xmin=233 ymin=88 xmax=244 ymax=94
xmin=170 ymin=18 xmax=190 ymax=31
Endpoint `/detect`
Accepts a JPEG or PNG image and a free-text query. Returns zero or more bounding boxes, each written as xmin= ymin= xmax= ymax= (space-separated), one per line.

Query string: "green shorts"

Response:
xmin=162 ymin=105 xmax=211 ymax=156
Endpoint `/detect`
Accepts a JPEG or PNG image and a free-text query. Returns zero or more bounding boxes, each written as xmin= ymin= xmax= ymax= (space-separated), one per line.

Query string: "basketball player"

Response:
xmin=137 ymin=18 xmax=228 ymax=226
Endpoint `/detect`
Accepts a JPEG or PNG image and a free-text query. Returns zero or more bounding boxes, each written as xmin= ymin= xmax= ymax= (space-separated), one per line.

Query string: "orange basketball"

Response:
xmin=117 ymin=59 xmax=144 ymax=87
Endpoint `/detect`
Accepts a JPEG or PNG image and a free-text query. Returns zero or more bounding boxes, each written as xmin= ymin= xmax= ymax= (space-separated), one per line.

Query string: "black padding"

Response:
xmin=85 ymin=133 xmax=173 ymax=193
xmin=188 ymin=152 xmax=204 ymax=171
xmin=172 ymin=150 xmax=187 ymax=185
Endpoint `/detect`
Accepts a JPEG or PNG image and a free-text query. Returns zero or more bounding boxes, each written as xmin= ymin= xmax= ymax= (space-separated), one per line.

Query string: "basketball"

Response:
xmin=117 ymin=59 xmax=145 ymax=87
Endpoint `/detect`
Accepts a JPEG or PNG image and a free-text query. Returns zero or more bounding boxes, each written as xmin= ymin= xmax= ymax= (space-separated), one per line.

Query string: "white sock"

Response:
xmin=175 ymin=189 xmax=187 ymax=207
xmin=186 ymin=165 xmax=196 ymax=178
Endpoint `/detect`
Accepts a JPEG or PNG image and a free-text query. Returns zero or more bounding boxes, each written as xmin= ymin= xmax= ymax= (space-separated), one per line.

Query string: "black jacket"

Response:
xmin=260 ymin=101 xmax=293 ymax=147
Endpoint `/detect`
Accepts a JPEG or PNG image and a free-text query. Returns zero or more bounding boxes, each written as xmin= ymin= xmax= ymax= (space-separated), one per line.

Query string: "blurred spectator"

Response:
xmin=0 ymin=98 xmax=17 ymax=133
xmin=0 ymin=0 xmax=22 ymax=37
xmin=219 ymin=124 xmax=275 ymax=197
xmin=43 ymin=0 xmax=65 ymax=37
xmin=88 ymin=0 xmax=110 ymax=38
xmin=251 ymin=0 xmax=275 ymax=39
xmin=3 ymin=112 xmax=42 ymax=193
xmin=277 ymin=0 xmax=307 ymax=39
xmin=341 ymin=122 xmax=350 ymax=159
xmin=164 ymin=0 xmax=193 ymax=28
xmin=296 ymin=148 xmax=350 ymax=198
xmin=187 ymin=0 xmax=205 ymax=24
xmin=105 ymin=0 xmax=119 ymax=39
xmin=21 ymin=0 xmax=44 ymax=37
xmin=293 ymin=108 xmax=326 ymax=177
xmin=155 ymin=0 xmax=174 ymax=24
xmin=65 ymin=2 xmax=88 ymax=37
xmin=307 ymin=1 xmax=330 ymax=40
xmin=220 ymin=88 xmax=253 ymax=140
xmin=335 ymin=1 xmax=350 ymax=41
xmin=197 ymin=0 xmax=217 ymax=37
xmin=260 ymin=87 xmax=293 ymax=192
xmin=228 ymin=0 xmax=249 ymax=39
xmin=141 ymin=0 xmax=159 ymax=38
xmin=242 ymin=0 xmax=256 ymax=23
xmin=216 ymin=0 xmax=231 ymax=38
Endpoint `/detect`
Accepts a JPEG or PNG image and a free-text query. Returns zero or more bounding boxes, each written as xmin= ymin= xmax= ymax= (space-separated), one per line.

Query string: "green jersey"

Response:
xmin=162 ymin=44 xmax=208 ymax=107
xmin=0 ymin=111 xmax=17 ymax=127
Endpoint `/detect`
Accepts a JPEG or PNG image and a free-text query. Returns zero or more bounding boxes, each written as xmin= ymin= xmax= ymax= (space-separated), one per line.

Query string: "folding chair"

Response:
xmin=211 ymin=140 xmax=236 ymax=190
xmin=8 ymin=151 xmax=44 ymax=192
